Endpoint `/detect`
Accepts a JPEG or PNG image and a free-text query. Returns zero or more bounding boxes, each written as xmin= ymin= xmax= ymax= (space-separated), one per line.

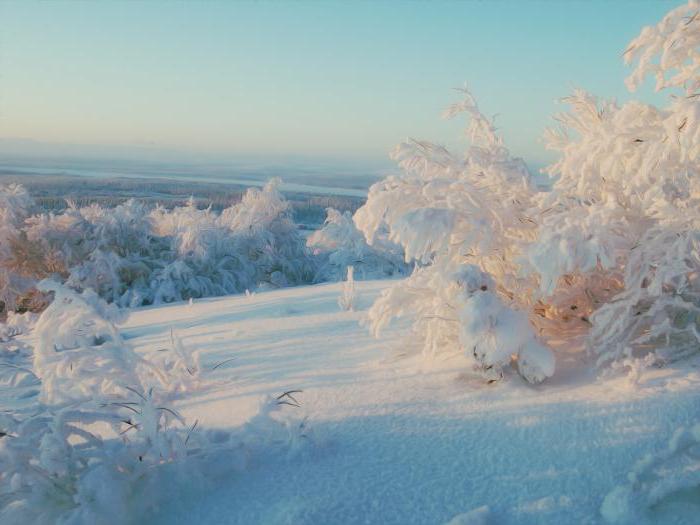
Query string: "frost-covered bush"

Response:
xmin=149 ymin=198 xmax=248 ymax=302
xmin=65 ymin=200 xmax=166 ymax=305
xmin=338 ymin=266 xmax=358 ymax=311
xmin=225 ymin=178 xmax=316 ymax=288
xmin=0 ymin=280 xmax=310 ymax=524
xmin=0 ymin=386 xmax=309 ymax=524
xmin=0 ymin=280 xmax=188 ymax=523
xmin=1 ymin=395 xmax=211 ymax=524
xmin=0 ymin=184 xmax=41 ymax=314
xmin=32 ymin=280 xmax=154 ymax=405
xmin=355 ymin=88 xmax=554 ymax=383
xmin=358 ymin=0 xmax=700 ymax=381
xmin=151 ymin=179 xmax=315 ymax=301
xmin=0 ymin=178 xmax=316 ymax=311
xmin=18 ymin=198 xmax=166 ymax=309
xmin=0 ymin=311 xmax=38 ymax=342
xmin=308 ymin=207 xmax=408 ymax=282
xmin=527 ymin=0 xmax=700 ymax=367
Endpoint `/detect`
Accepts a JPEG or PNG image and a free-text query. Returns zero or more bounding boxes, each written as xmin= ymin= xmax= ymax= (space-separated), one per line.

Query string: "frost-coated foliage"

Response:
xmin=0 ymin=311 xmax=38 ymax=342
xmin=0 ymin=179 xmax=317 ymax=313
xmin=527 ymin=0 xmax=700 ymax=367
xmin=151 ymin=179 xmax=314 ymax=300
xmin=0 ymin=184 xmax=40 ymax=314
xmin=0 ymin=392 xmax=306 ymax=524
xmin=32 ymin=280 xmax=151 ymax=405
xmin=358 ymin=1 xmax=700 ymax=380
xmin=307 ymin=207 xmax=408 ymax=282
xmin=601 ymin=423 xmax=700 ymax=524
xmin=355 ymin=88 xmax=555 ymax=383
xmin=623 ymin=0 xmax=699 ymax=95
xmin=0 ymin=280 xmax=189 ymax=522
xmin=0 ymin=280 xmax=310 ymax=524
xmin=338 ymin=266 xmax=358 ymax=311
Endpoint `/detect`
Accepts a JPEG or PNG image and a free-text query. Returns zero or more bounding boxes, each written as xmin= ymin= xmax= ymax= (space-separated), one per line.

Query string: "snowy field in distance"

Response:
xmin=104 ymin=280 xmax=700 ymax=525
xmin=0 ymin=163 xmax=370 ymax=198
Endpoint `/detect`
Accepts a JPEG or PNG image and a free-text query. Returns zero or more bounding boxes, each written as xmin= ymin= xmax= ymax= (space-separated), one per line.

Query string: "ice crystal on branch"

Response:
xmin=355 ymin=88 xmax=555 ymax=383
xmin=528 ymin=0 xmax=700 ymax=368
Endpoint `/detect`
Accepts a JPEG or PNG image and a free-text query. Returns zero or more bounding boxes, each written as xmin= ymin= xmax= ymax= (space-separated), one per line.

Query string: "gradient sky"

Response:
xmin=0 ymin=0 xmax=680 ymax=169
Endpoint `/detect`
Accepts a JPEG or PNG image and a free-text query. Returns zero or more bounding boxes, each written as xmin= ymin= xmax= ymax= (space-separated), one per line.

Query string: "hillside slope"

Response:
xmin=116 ymin=281 xmax=700 ymax=525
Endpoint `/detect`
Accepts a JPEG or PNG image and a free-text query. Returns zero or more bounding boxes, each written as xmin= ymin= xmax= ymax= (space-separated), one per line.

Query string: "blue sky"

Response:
xmin=0 ymin=1 xmax=679 ymax=170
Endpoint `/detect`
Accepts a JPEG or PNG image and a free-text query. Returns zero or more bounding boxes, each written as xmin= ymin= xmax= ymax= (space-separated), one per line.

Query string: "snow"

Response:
xmin=444 ymin=506 xmax=490 ymax=525
xmin=1 ymin=5 xmax=698 ymax=521
xmin=68 ymin=279 xmax=698 ymax=525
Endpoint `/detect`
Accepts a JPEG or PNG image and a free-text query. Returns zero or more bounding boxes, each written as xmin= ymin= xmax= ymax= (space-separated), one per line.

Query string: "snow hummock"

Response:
xmin=444 ymin=505 xmax=490 ymax=525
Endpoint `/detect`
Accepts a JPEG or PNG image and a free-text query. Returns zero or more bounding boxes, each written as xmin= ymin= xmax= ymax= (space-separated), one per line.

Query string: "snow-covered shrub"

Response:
xmin=218 ymin=178 xmax=316 ymax=289
xmin=0 ymin=388 xmax=310 ymax=524
xmin=0 ymin=280 xmax=186 ymax=523
xmin=0 ymin=279 xmax=311 ymax=524
xmin=0 ymin=184 xmax=40 ymax=314
xmin=338 ymin=266 xmax=358 ymax=311
xmin=19 ymin=199 xmax=165 ymax=308
xmin=358 ymin=0 xmax=699 ymax=381
xmin=355 ymin=88 xmax=554 ymax=383
xmin=0 ymin=394 xmax=200 ymax=524
xmin=0 ymin=178 xmax=316 ymax=312
xmin=601 ymin=424 xmax=700 ymax=524
xmin=149 ymin=179 xmax=314 ymax=302
xmin=32 ymin=280 xmax=153 ymax=405
xmin=0 ymin=311 xmax=38 ymax=342
xmin=308 ymin=207 xmax=408 ymax=282
xmin=66 ymin=200 xmax=165 ymax=306
xmin=527 ymin=0 xmax=700 ymax=367
xmin=149 ymin=198 xmax=246 ymax=302
xmin=148 ymin=328 xmax=203 ymax=395
xmin=0 ymin=183 xmax=33 ymax=240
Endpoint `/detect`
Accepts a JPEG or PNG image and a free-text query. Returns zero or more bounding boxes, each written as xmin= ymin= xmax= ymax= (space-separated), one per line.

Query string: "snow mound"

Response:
xmin=601 ymin=424 xmax=700 ymax=524
xmin=444 ymin=506 xmax=490 ymax=525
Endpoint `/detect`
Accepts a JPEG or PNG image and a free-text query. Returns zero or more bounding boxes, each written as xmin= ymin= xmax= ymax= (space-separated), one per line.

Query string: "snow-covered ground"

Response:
xmin=96 ymin=280 xmax=700 ymax=525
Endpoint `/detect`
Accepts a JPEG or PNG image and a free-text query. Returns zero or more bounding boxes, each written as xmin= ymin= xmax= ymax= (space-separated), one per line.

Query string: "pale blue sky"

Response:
xmin=0 ymin=1 xmax=679 ymax=170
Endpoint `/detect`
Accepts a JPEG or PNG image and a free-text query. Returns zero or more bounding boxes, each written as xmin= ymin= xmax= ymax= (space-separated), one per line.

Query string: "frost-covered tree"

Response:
xmin=354 ymin=88 xmax=555 ymax=383
xmin=308 ymin=207 xmax=408 ymax=282
xmin=527 ymin=0 xmax=700 ymax=368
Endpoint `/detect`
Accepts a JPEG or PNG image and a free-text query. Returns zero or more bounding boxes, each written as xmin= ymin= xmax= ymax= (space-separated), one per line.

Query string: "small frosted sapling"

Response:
xmin=338 ymin=266 xmax=357 ymax=311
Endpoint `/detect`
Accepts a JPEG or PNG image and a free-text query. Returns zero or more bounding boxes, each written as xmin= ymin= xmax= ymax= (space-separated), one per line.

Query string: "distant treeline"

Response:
xmin=0 ymin=173 xmax=365 ymax=227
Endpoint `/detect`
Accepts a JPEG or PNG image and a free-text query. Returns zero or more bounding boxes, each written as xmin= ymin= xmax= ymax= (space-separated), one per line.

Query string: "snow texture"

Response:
xmin=116 ymin=282 xmax=700 ymax=524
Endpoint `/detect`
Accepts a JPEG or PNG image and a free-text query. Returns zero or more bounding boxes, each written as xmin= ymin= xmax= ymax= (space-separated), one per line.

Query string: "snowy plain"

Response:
xmin=84 ymin=279 xmax=700 ymax=525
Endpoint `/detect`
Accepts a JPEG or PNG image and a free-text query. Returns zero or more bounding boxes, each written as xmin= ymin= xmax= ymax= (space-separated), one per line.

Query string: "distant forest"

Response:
xmin=0 ymin=173 xmax=364 ymax=228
